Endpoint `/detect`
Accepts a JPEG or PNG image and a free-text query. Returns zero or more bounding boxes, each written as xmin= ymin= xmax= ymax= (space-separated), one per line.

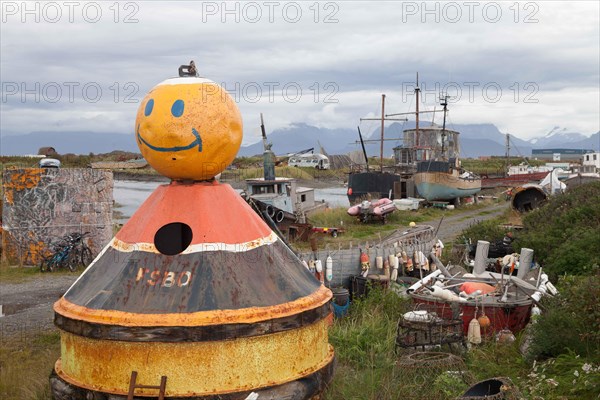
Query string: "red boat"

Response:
xmin=481 ymin=171 xmax=550 ymax=189
xmin=405 ymin=245 xmax=554 ymax=337
xmin=410 ymin=293 xmax=532 ymax=336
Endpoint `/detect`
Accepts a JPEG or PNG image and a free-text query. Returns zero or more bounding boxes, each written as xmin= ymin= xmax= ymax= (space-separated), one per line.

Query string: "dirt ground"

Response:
xmin=0 ymin=201 xmax=509 ymax=339
xmin=0 ymin=274 xmax=77 ymax=339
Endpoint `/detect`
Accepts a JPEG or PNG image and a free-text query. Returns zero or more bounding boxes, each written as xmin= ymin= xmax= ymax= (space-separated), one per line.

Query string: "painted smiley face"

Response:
xmin=135 ymin=77 xmax=243 ymax=181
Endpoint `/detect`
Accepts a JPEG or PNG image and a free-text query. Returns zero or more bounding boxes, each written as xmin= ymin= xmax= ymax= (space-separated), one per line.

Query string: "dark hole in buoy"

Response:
xmin=154 ymin=222 xmax=193 ymax=255
xmin=172 ymin=157 xmax=177 ymax=160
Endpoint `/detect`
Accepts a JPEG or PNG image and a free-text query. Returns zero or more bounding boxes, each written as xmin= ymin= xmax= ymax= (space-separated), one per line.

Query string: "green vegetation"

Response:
xmin=461 ymin=157 xmax=546 ymax=175
xmin=0 ymin=151 xmax=143 ymax=169
xmin=460 ymin=217 xmax=508 ymax=245
xmin=302 ymin=203 xmax=493 ymax=250
xmin=221 ymin=164 xmax=348 ymax=181
xmin=516 ymin=182 xmax=600 ymax=278
xmin=324 ymin=276 xmax=600 ymax=400
xmin=221 ymin=165 xmax=317 ymax=181
xmin=0 ymin=262 xmax=42 ymax=284
xmin=324 ymin=182 xmax=600 ymax=399
xmin=0 ymin=331 xmax=60 ymax=400
xmin=528 ymin=274 xmax=600 ymax=361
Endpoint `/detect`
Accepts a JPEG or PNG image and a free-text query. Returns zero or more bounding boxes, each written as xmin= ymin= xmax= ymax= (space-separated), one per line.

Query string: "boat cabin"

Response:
xmin=245 ymin=177 xmax=325 ymax=216
xmin=394 ymin=125 xmax=460 ymax=165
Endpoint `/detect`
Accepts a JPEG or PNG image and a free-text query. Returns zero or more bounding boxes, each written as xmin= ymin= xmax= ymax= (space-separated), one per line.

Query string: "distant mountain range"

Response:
xmin=1 ymin=131 xmax=139 ymax=156
xmin=236 ymin=122 xmax=599 ymax=158
xmin=1 ymin=124 xmax=598 ymax=158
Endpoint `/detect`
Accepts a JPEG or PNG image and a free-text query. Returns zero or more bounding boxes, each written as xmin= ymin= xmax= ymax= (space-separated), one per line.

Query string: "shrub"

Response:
xmin=528 ymin=274 xmax=600 ymax=361
xmin=517 ymin=182 xmax=600 ymax=277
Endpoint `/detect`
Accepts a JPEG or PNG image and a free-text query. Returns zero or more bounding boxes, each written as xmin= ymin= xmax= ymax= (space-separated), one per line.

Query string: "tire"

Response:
xmin=80 ymin=246 xmax=93 ymax=267
xmin=40 ymin=256 xmax=54 ymax=272
xmin=66 ymin=252 xmax=79 ymax=272
xmin=265 ymin=205 xmax=275 ymax=218
xmin=275 ymin=211 xmax=284 ymax=223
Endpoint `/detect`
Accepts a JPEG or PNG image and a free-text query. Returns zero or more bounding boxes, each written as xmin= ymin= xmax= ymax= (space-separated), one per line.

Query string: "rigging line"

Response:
xmin=359 ymin=101 xmax=380 ymax=143
xmin=508 ymin=135 xmax=528 ymax=161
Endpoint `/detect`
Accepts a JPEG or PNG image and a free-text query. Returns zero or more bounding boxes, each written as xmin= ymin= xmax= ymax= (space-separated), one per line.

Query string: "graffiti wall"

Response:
xmin=1 ymin=168 xmax=113 ymax=265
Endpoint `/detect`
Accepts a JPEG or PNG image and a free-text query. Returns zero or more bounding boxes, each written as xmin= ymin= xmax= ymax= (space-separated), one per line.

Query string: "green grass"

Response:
xmin=221 ymin=165 xmax=348 ymax=182
xmin=0 ymin=263 xmax=42 ymax=284
xmin=0 ymin=330 xmax=60 ymax=400
xmin=0 ymin=262 xmax=82 ymax=284
xmin=304 ymin=201 xmax=499 ymax=250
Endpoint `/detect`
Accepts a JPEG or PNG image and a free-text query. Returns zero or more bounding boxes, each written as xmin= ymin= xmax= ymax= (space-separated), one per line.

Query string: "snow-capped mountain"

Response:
xmin=529 ymin=126 xmax=589 ymax=147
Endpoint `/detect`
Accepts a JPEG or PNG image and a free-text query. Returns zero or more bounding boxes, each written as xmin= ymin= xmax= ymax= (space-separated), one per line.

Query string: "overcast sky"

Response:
xmin=1 ymin=1 xmax=599 ymax=146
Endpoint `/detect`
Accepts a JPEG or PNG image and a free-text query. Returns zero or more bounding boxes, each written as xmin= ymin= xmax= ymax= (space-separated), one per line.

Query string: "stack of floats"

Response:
xmin=50 ymin=75 xmax=334 ymax=399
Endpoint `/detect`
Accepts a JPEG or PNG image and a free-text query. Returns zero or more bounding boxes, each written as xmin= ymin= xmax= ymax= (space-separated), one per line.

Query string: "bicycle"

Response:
xmin=40 ymin=232 xmax=93 ymax=272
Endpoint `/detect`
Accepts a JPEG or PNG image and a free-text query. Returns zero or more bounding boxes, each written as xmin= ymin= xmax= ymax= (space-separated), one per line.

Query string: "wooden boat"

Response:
xmin=412 ymin=96 xmax=481 ymax=202
xmin=406 ymin=243 xmax=555 ymax=336
xmin=414 ymin=159 xmax=481 ymax=202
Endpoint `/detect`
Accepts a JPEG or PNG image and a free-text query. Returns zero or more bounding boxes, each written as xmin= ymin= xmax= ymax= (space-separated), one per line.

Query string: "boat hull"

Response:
xmin=414 ymin=171 xmax=481 ymax=201
xmin=411 ymin=295 xmax=532 ymax=336
xmin=482 ymin=171 xmax=550 ymax=188
xmin=347 ymin=172 xmax=403 ymax=204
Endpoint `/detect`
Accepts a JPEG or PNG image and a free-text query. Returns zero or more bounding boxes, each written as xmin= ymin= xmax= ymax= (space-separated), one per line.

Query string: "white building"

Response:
xmin=582 ymin=152 xmax=600 ymax=171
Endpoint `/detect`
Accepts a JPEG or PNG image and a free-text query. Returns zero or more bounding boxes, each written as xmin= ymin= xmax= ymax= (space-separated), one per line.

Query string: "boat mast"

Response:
xmin=415 ymin=73 xmax=420 ymax=150
xmin=380 ymin=94 xmax=386 ymax=172
xmin=505 ymin=133 xmax=510 ymax=173
xmin=440 ymin=95 xmax=448 ymax=160
xmin=357 ymin=126 xmax=370 ymax=172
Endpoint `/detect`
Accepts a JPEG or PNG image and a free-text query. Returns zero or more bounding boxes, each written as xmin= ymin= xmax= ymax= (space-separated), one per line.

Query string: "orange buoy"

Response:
xmin=478 ymin=313 xmax=491 ymax=329
xmin=50 ymin=73 xmax=334 ymax=399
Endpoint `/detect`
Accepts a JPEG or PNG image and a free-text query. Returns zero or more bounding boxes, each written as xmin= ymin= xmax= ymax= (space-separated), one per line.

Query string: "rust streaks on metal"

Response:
xmin=55 ymin=321 xmax=334 ymax=396
xmin=54 ymin=285 xmax=333 ymax=327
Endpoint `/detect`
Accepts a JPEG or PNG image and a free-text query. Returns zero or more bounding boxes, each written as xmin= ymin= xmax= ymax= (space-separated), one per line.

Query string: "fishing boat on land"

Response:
xmin=348 ymin=75 xmax=481 ymax=205
xmin=414 ymin=159 xmax=481 ymax=202
xmin=412 ymin=96 xmax=482 ymax=203
xmin=481 ymin=134 xmax=551 ymax=188
xmin=406 ymin=241 xmax=556 ymax=337
xmin=242 ymin=114 xmax=327 ymax=229
xmin=346 ymin=93 xmax=415 ymax=205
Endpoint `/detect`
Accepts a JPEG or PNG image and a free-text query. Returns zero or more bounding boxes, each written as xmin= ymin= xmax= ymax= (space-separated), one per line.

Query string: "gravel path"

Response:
xmin=0 ymin=201 xmax=509 ymax=339
xmin=421 ymin=201 xmax=510 ymax=244
xmin=0 ymin=274 xmax=77 ymax=338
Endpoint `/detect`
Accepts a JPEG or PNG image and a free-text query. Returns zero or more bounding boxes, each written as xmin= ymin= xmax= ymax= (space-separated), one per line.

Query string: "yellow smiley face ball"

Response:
xmin=135 ymin=77 xmax=243 ymax=180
